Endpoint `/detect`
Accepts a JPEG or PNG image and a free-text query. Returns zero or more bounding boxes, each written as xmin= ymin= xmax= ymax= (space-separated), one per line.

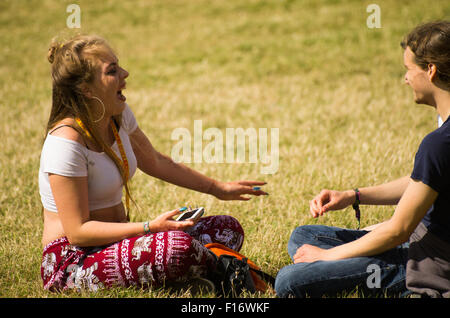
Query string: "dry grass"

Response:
xmin=0 ymin=0 xmax=449 ymax=298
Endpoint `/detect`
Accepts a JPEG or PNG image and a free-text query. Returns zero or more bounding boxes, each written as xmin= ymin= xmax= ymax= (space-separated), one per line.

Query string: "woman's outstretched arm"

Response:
xmin=129 ymin=127 xmax=268 ymax=200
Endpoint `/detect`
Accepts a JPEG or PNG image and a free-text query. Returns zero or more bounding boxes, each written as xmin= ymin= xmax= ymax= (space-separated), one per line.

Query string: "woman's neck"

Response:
xmin=95 ymin=116 xmax=114 ymax=144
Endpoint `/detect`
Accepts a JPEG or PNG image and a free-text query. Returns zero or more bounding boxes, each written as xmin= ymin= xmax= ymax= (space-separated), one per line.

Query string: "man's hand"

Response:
xmin=293 ymin=244 xmax=331 ymax=263
xmin=309 ymin=189 xmax=355 ymax=218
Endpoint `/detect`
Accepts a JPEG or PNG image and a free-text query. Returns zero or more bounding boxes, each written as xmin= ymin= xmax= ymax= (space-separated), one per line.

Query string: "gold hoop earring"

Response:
xmin=91 ymin=96 xmax=105 ymax=123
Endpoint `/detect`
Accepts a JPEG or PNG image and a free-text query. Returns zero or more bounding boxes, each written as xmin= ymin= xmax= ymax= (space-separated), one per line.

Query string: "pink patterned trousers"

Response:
xmin=41 ymin=215 xmax=244 ymax=292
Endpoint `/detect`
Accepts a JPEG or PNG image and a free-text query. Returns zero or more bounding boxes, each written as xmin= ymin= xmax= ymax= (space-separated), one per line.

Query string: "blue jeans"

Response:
xmin=275 ymin=225 xmax=410 ymax=298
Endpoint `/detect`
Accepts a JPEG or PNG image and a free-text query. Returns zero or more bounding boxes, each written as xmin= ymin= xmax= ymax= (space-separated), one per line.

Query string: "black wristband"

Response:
xmin=352 ymin=188 xmax=361 ymax=229
xmin=352 ymin=188 xmax=360 ymax=207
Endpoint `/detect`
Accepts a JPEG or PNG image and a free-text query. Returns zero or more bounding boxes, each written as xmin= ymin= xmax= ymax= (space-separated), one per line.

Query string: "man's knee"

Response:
xmin=275 ymin=264 xmax=306 ymax=298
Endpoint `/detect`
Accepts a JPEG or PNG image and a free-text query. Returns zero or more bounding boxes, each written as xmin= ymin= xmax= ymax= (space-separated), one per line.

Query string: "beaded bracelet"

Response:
xmin=143 ymin=221 xmax=151 ymax=235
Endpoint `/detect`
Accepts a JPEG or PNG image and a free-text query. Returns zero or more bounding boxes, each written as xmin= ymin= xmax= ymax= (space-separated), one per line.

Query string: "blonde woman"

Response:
xmin=39 ymin=34 xmax=267 ymax=292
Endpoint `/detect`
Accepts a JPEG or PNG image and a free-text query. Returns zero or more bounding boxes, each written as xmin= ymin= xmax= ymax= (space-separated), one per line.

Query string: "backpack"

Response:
xmin=205 ymin=243 xmax=275 ymax=297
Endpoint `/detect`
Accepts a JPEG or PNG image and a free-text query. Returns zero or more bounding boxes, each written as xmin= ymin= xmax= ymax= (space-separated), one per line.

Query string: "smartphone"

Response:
xmin=176 ymin=207 xmax=205 ymax=222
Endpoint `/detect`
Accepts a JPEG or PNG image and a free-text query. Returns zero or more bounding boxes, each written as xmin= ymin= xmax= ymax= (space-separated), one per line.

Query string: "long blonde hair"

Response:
xmin=46 ymin=34 xmax=134 ymax=220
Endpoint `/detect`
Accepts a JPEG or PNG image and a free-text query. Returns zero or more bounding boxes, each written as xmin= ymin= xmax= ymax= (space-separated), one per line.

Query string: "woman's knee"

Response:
xmin=192 ymin=215 xmax=245 ymax=251
xmin=214 ymin=215 xmax=244 ymax=250
xmin=207 ymin=215 xmax=244 ymax=234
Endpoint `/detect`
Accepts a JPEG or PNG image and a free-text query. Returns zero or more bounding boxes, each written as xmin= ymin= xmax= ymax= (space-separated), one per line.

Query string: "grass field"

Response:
xmin=0 ymin=0 xmax=449 ymax=298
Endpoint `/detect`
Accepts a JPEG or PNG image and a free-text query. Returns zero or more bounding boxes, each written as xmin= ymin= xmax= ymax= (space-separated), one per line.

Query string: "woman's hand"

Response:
xmin=148 ymin=208 xmax=197 ymax=233
xmin=309 ymin=189 xmax=355 ymax=218
xmin=211 ymin=180 xmax=268 ymax=201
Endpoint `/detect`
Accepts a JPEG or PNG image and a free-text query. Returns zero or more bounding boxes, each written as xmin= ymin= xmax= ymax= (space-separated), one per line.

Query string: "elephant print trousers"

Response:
xmin=41 ymin=215 xmax=244 ymax=292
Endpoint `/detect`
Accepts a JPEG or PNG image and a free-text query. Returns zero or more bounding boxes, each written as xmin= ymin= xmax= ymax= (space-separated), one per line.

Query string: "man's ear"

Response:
xmin=427 ymin=63 xmax=438 ymax=82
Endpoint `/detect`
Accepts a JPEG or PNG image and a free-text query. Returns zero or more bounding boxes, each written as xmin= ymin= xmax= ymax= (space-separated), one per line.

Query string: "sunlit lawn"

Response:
xmin=0 ymin=0 xmax=449 ymax=298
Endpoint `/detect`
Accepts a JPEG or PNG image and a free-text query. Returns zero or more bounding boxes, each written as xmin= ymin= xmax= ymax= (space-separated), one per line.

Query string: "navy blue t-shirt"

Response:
xmin=411 ymin=116 xmax=450 ymax=243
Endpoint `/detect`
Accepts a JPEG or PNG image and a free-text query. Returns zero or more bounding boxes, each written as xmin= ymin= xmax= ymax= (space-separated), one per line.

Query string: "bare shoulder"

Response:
xmin=49 ymin=119 xmax=85 ymax=146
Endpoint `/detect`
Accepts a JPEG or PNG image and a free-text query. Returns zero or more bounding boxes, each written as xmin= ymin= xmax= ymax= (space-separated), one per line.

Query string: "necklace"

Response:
xmin=75 ymin=118 xmax=130 ymax=219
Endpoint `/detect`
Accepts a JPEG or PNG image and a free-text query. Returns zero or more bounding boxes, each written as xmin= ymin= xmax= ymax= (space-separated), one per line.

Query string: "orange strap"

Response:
xmin=75 ymin=118 xmax=130 ymax=215
xmin=204 ymin=243 xmax=260 ymax=270
xmin=110 ymin=120 xmax=130 ymax=215
xmin=75 ymin=118 xmax=92 ymax=138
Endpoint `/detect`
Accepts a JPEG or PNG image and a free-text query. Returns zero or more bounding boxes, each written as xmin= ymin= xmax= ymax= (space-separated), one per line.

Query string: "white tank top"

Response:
xmin=39 ymin=103 xmax=138 ymax=212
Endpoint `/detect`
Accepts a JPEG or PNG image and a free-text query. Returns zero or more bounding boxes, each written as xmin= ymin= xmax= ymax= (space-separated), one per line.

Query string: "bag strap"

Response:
xmin=205 ymin=243 xmax=276 ymax=287
xmin=249 ymin=267 xmax=275 ymax=287
xmin=205 ymin=243 xmax=260 ymax=270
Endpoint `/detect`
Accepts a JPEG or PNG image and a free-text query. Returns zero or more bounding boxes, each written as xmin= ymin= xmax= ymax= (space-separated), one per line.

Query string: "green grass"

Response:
xmin=0 ymin=0 xmax=449 ymax=298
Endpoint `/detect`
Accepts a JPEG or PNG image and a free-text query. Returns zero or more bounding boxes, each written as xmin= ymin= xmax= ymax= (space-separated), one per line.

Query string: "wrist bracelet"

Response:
xmin=352 ymin=188 xmax=361 ymax=229
xmin=143 ymin=221 xmax=151 ymax=235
